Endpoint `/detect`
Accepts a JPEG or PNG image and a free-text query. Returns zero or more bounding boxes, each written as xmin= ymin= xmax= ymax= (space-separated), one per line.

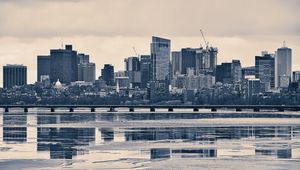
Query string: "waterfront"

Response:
xmin=1 ymin=109 xmax=300 ymax=169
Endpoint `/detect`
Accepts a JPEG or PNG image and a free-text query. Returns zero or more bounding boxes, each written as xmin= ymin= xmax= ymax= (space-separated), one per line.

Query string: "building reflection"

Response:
xmin=150 ymin=148 xmax=217 ymax=159
xmin=2 ymin=112 xmax=27 ymax=143
xmin=111 ymin=112 xmax=300 ymax=121
xmin=37 ymin=113 xmax=95 ymax=125
xmin=37 ymin=128 xmax=95 ymax=159
xmin=1 ymin=112 xmax=300 ymax=160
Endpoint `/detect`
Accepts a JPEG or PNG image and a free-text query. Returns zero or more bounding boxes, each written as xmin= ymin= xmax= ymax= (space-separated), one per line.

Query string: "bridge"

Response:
xmin=0 ymin=105 xmax=300 ymax=113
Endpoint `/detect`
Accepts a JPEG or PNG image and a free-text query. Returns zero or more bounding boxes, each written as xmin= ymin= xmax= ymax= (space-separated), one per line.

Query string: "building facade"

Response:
xmin=150 ymin=36 xmax=171 ymax=81
xmin=37 ymin=55 xmax=50 ymax=82
xmin=3 ymin=64 xmax=27 ymax=89
xmin=171 ymin=51 xmax=181 ymax=76
xmin=50 ymin=45 xmax=78 ymax=84
xmin=78 ymin=63 xmax=96 ymax=83
xmin=101 ymin=64 xmax=114 ymax=86
xmin=276 ymin=46 xmax=292 ymax=88
xmin=140 ymin=55 xmax=151 ymax=88
xmin=255 ymin=53 xmax=275 ymax=91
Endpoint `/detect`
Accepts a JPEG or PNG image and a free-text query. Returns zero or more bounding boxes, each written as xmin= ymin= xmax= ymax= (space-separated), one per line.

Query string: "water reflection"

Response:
xmin=1 ymin=111 xmax=300 ymax=168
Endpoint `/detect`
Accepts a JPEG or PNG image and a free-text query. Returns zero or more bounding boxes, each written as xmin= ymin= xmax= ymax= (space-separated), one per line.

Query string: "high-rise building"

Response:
xmin=3 ymin=64 xmax=27 ymax=89
xmin=181 ymin=48 xmax=197 ymax=75
xmin=171 ymin=51 xmax=181 ymax=76
xmin=140 ymin=55 xmax=151 ymax=88
xmin=231 ymin=60 xmax=242 ymax=85
xmin=242 ymin=66 xmax=256 ymax=80
xmin=293 ymin=71 xmax=300 ymax=82
xmin=78 ymin=62 xmax=96 ymax=83
xmin=198 ymin=47 xmax=218 ymax=76
xmin=37 ymin=55 xmax=50 ymax=82
xmin=50 ymin=45 xmax=78 ymax=84
xmin=216 ymin=60 xmax=242 ymax=86
xmin=276 ymin=46 xmax=292 ymax=88
xmin=124 ymin=57 xmax=141 ymax=87
xmin=77 ymin=53 xmax=89 ymax=64
xmin=150 ymin=36 xmax=171 ymax=81
xmin=255 ymin=53 xmax=275 ymax=91
xmin=216 ymin=63 xmax=232 ymax=84
xmin=101 ymin=64 xmax=114 ymax=86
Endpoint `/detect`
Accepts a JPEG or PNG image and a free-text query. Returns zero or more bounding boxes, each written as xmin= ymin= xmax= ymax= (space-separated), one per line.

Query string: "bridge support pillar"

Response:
xmin=24 ymin=108 xmax=28 ymax=113
xmin=254 ymin=108 xmax=260 ymax=112
xmin=150 ymin=107 xmax=155 ymax=112
xmin=236 ymin=108 xmax=242 ymax=112
xmin=109 ymin=107 xmax=116 ymax=112
xmin=69 ymin=108 xmax=74 ymax=112
xmin=129 ymin=107 xmax=134 ymax=112
xmin=4 ymin=108 xmax=9 ymax=112
xmin=91 ymin=108 xmax=96 ymax=112
xmin=51 ymin=108 xmax=55 ymax=112
xmin=211 ymin=108 xmax=217 ymax=112
xmin=193 ymin=108 xmax=199 ymax=112
xmin=277 ymin=108 xmax=284 ymax=112
xmin=168 ymin=108 xmax=173 ymax=112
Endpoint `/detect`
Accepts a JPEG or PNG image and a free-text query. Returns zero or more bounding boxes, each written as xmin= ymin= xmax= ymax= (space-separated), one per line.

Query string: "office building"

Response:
xmin=171 ymin=51 xmax=181 ymax=76
xmin=181 ymin=48 xmax=197 ymax=75
xmin=50 ymin=45 xmax=78 ymax=84
xmin=140 ymin=55 xmax=151 ymax=88
xmin=216 ymin=60 xmax=242 ymax=87
xmin=197 ymin=47 xmax=218 ymax=76
xmin=3 ymin=64 xmax=27 ymax=89
xmin=78 ymin=62 xmax=96 ymax=83
xmin=37 ymin=55 xmax=50 ymax=82
xmin=276 ymin=46 xmax=292 ymax=88
xmin=101 ymin=64 xmax=114 ymax=86
xmin=216 ymin=63 xmax=232 ymax=84
xmin=242 ymin=66 xmax=256 ymax=80
xmin=150 ymin=36 xmax=171 ymax=81
xmin=293 ymin=71 xmax=300 ymax=82
xmin=124 ymin=56 xmax=141 ymax=87
xmin=255 ymin=53 xmax=275 ymax=91
xmin=77 ymin=53 xmax=89 ymax=64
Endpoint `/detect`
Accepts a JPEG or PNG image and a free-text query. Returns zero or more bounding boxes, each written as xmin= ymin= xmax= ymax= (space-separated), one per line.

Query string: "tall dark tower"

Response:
xmin=50 ymin=45 xmax=78 ymax=84
xmin=101 ymin=64 xmax=114 ymax=86
xmin=37 ymin=55 xmax=50 ymax=82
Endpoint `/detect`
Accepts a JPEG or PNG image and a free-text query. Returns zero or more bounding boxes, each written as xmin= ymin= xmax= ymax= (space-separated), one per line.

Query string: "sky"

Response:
xmin=0 ymin=0 xmax=299 ymax=86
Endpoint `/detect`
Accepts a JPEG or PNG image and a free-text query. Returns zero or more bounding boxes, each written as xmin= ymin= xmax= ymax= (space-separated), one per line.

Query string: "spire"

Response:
xmin=283 ymin=41 xmax=286 ymax=47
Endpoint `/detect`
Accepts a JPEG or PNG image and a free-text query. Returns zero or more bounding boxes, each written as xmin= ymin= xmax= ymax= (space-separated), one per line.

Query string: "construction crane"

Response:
xmin=200 ymin=29 xmax=209 ymax=48
xmin=132 ymin=46 xmax=139 ymax=57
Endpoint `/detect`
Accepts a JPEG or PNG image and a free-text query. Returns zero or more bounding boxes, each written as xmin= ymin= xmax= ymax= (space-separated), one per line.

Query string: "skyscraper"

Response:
xmin=101 ymin=64 xmax=114 ymax=86
xmin=78 ymin=63 xmax=96 ymax=83
xmin=150 ymin=36 xmax=171 ymax=81
xmin=197 ymin=47 xmax=218 ymax=76
xmin=216 ymin=62 xmax=232 ymax=84
xmin=255 ymin=53 xmax=275 ymax=91
xmin=77 ymin=53 xmax=90 ymax=64
xmin=140 ymin=55 xmax=151 ymax=88
xmin=50 ymin=45 xmax=78 ymax=84
xmin=276 ymin=46 xmax=292 ymax=88
xmin=37 ymin=55 xmax=50 ymax=82
xmin=3 ymin=64 xmax=27 ymax=89
xmin=171 ymin=51 xmax=181 ymax=76
xmin=124 ymin=56 xmax=141 ymax=87
xmin=181 ymin=48 xmax=197 ymax=75
xmin=293 ymin=71 xmax=300 ymax=82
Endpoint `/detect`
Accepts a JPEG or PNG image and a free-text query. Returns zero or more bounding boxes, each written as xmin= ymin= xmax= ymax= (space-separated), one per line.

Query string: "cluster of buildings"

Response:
xmin=1 ymin=36 xmax=300 ymax=104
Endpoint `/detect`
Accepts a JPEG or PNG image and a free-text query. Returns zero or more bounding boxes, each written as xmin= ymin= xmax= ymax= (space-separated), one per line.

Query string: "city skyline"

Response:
xmin=0 ymin=0 xmax=299 ymax=86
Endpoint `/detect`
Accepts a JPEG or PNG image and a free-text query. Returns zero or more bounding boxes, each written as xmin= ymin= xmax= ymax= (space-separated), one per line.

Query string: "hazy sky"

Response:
xmin=0 ymin=0 xmax=299 ymax=86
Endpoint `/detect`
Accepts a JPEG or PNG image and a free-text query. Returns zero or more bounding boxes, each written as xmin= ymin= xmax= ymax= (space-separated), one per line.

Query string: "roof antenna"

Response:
xmin=283 ymin=41 xmax=286 ymax=47
xmin=61 ymin=41 xmax=64 ymax=49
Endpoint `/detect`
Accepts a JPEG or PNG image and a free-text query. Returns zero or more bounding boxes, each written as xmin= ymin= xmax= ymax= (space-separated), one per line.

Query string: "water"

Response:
xmin=1 ymin=109 xmax=300 ymax=169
